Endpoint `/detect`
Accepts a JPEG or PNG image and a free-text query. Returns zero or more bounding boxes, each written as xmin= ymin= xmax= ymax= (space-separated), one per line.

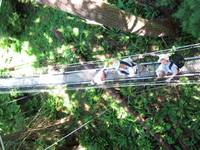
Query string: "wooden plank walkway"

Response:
xmin=0 ymin=57 xmax=199 ymax=93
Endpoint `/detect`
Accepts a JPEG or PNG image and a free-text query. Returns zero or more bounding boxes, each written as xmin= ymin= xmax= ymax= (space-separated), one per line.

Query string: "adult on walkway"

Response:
xmin=156 ymin=54 xmax=180 ymax=82
xmin=91 ymin=58 xmax=138 ymax=85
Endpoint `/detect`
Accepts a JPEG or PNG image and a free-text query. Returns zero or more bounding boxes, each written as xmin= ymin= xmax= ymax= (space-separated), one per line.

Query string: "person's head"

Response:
xmin=112 ymin=60 xmax=131 ymax=70
xmin=158 ymin=54 xmax=169 ymax=64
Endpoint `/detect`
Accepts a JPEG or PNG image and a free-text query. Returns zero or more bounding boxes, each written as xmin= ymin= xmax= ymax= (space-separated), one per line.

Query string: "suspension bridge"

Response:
xmin=0 ymin=43 xmax=200 ymax=93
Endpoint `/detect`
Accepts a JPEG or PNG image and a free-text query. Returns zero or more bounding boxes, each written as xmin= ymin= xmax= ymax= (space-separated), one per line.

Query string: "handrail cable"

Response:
xmin=3 ymin=43 xmax=200 ymax=72
xmin=4 ymin=55 xmax=200 ymax=79
xmin=0 ymin=93 xmax=40 ymax=106
xmin=0 ymin=79 xmax=198 ymax=93
xmin=1 ymin=71 xmax=199 ymax=88
xmin=66 ymin=79 xmax=200 ymax=90
xmin=58 ymin=43 xmax=200 ymax=67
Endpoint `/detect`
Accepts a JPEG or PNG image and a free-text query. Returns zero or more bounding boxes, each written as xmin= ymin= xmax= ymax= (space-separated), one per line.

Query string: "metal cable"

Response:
xmin=5 ymin=43 xmax=200 ymax=73
xmin=67 ymin=80 xmax=200 ymax=90
xmin=44 ymin=109 xmax=108 ymax=150
xmin=58 ymin=43 xmax=200 ymax=67
xmin=0 ymin=93 xmax=40 ymax=106
xmin=4 ymin=56 xmax=200 ymax=80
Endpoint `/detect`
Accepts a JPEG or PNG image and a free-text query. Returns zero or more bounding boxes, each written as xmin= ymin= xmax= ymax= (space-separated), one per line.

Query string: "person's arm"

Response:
xmin=166 ymin=65 xmax=178 ymax=82
xmin=156 ymin=64 xmax=163 ymax=77
xmin=128 ymin=66 xmax=137 ymax=77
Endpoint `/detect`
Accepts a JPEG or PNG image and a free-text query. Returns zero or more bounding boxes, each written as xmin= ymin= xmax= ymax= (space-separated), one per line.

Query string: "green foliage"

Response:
xmin=0 ymin=94 xmax=25 ymax=134
xmin=174 ymin=0 xmax=200 ymax=38
xmin=0 ymin=0 xmax=14 ymax=36
xmin=108 ymin=0 xmax=158 ymax=19
xmin=155 ymin=0 xmax=175 ymax=7
xmin=0 ymin=0 xmax=36 ymax=36
xmin=125 ymin=86 xmax=200 ymax=149
xmin=1 ymin=3 xmax=22 ymax=35
xmin=0 ymin=0 xmax=200 ymax=149
xmin=8 ymin=12 xmax=22 ymax=34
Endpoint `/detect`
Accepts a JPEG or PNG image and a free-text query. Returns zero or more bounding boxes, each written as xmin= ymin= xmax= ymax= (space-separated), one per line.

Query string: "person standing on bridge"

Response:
xmin=91 ymin=57 xmax=138 ymax=85
xmin=112 ymin=57 xmax=138 ymax=77
xmin=156 ymin=54 xmax=180 ymax=82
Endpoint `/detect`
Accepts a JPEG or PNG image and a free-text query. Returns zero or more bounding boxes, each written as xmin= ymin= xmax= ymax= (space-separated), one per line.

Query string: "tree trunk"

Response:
xmin=36 ymin=0 xmax=177 ymax=37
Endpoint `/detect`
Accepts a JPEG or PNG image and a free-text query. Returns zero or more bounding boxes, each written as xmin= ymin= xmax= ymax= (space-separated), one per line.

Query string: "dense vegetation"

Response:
xmin=174 ymin=0 xmax=200 ymax=38
xmin=0 ymin=0 xmax=200 ymax=149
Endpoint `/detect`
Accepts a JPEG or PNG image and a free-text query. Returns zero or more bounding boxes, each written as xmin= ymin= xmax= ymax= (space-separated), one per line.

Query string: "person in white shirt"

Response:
xmin=156 ymin=54 xmax=179 ymax=82
xmin=91 ymin=58 xmax=138 ymax=85
xmin=112 ymin=57 xmax=138 ymax=77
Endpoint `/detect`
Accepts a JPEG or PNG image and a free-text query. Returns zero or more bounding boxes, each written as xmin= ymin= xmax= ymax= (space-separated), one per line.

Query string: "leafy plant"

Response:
xmin=174 ymin=0 xmax=200 ymax=38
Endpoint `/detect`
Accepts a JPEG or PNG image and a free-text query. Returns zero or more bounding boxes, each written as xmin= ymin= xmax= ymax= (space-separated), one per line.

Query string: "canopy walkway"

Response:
xmin=0 ymin=43 xmax=200 ymax=93
xmin=0 ymin=55 xmax=199 ymax=93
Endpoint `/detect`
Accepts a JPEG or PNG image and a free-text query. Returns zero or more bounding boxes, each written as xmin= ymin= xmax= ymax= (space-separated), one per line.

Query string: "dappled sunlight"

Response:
xmin=91 ymin=45 xmax=104 ymax=52
xmin=48 ymin=87 xmax=78 ymax=113
xmin=83 ymin=103 xmax=90 ymax=111
xmin=126 ymin=15 xmax=145 ymax=34
xmin=116 ymin=107 xmax=128 ymax=119
xmin=0 ymin=40 xmax=37 ymax=76
xmin=43 ymin=33 xmax=53 ymax=44
xmin=192 ymin=96 xmax=200 ymax=101
xmin=72 ymin=27 xmax=79 ymax=36
xmin=34 ymin=17 xmax=41 ymax=23
xmin=21 ymin=41 xmax=30 ymax=52
xmin=1 ymin=0 xmax=160 ymax=70
xmin=14 ymin=5 xmax=111 ymax=67
xmin=1 ymin=0 xmax=200 ymax=149
xmin=56 ymin=45 xmax=68 ymax=54
xmin=102 ymin=93 xmax=129 ymax=119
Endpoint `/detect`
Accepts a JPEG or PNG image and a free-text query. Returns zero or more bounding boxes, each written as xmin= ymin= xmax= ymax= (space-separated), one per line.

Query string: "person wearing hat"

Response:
xmin=156 ymin=54 xmax=179 ymax=82
xmin=112 ymin=57 xmax=138 ymax=77
xmin=91 ymin=58 xmax=138 ymax=85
